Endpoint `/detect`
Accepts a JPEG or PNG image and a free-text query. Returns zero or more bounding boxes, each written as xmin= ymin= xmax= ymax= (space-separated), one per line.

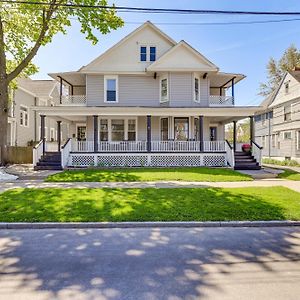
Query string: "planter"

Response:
xmin=242 ymin=144 xmax=251 ymax=153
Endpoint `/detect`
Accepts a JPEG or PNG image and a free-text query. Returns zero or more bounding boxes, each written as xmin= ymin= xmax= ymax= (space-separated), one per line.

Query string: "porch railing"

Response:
xmin=225 ymin=140 xmax=235 ymax=168
xmin=61 ymin=138 xmax=72 ymax=167
xmin=209 ymin=95 xmax=234 ymax=106
xmin=60 ymin=95 xmax=86 ymax=106
xmin=33 ymin=139 xmax=44 ymax=166
xmin=72 ymin=140 xmax=226 ymax=153
xmin=251 ymin=140 xmax=263 ymax=166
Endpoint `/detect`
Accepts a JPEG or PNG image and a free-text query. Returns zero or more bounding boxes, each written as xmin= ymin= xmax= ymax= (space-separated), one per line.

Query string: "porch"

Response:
xmin=32 ymin=106 xmax=261 ymax=169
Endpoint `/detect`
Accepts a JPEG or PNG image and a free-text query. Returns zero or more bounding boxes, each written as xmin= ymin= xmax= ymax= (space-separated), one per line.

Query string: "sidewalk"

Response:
xmin=0 ymin=179 xmax=299 ymax=193
xmin=263 ymin=163 xmax=300 ymax=173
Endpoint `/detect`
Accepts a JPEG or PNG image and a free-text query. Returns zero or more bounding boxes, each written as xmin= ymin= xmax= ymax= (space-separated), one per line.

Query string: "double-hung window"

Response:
xmin=111 ymin=119 xmax=124 ymax=141
xmin=160 ymin=118 xmax=168 ymax=140
xmin=104 ymin=76 xmax=118 ymax=102
xmin=160 ymin=77 xmax=168 ymax=103
xmin=194 ymin=77 xmax=200 ymax=102
xmin=140 ymin=46 xmax=147 ymax=61
xmin=284 ymin=131 xmax=292 ymax=140
xmin=128 ymin=119 xmax=136 ymax=141
xmin=150 ymin=46 xmax=156 ymax=61
xmin=100 ymin=119 xmax=108 ymax=141
xmin=284 ymin=104 xmax=291 ymax=121
xmin=20 ymin=106 xmax=28 ymax=127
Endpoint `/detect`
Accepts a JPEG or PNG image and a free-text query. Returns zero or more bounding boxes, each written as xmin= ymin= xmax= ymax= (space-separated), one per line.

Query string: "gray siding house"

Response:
xmin=32 ymin=21 xmax=261 ymax=169
xmin=254 ymin=70 xmax=300 ymax=162
xmin=8 ymin=78 xmax=68 ymax=147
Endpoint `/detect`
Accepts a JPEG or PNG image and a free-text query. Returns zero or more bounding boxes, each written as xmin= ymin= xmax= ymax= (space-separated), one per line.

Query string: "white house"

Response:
xmin=32 ymin=21 xmax=262 ymax=170
xmin=254 ymin=69 xmax=300 ymax=162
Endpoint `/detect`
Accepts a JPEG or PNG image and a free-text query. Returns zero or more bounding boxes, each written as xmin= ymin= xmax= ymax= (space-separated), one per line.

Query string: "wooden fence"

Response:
xmin=6 ymin=146 xmax=33 ymax=164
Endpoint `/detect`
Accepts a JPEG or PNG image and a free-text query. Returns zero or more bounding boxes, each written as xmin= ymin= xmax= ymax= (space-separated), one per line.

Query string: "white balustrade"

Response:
xmin=151 ymin=141 xmax=201 ymax=152
xmin=203 ymin=141 xmax=226 ymax=152
xmin=33 ymin=140 xmax=44 ymax=166
xmin=209 ymin=95 xmax=234 ymax=106
xmin=60 ymin=95 xmax=86 ymax=106
xmin=225 ymin=141 xmax=235 ymax=168
xmin=251 ymin=141 xmax=263 ymax=166
xmin=61 ymin=138 xmax=72 ymax=167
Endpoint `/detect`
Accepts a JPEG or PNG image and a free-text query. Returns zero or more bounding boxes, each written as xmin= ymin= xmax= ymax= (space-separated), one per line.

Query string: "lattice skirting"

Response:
xmin=69 ymin=153 xmax=227 ymax=167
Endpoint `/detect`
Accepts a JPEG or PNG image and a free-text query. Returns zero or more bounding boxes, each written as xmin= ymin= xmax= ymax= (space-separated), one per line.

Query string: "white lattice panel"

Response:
xmin=150 ymin=155 xmax=202 ymax=167
xmin=71 ymin=155 xmax=95 ymax=167
xmin=97 ymin=155 xmax=148 ymax=167
xmin=203 ymin=155 xmax=226 ymax=167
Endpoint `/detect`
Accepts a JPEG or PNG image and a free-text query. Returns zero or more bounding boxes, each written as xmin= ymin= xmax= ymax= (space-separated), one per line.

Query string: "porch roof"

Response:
xmin=32 ymin=105 xmax=263 ymax=123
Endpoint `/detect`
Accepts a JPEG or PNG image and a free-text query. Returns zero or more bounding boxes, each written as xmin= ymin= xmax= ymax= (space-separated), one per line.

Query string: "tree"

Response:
xmin=225 ymin=119 xmax=250 ymax=143
xmin=0 ymin=0 xmax=123 ymax=164
xmin=259 ymin=44 xmax=300 ymax=96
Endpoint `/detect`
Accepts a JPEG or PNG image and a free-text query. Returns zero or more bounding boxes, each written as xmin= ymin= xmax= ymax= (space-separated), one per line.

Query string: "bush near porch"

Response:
xmin=0 ymin=187 xmax=300 ymax=222
xmin=46 ymin=167 xmax=252 ymax=182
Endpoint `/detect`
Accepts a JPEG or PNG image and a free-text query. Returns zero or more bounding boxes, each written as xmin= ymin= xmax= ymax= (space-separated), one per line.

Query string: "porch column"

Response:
xmin=199 ymin=115 xmax=204 ymax=152
xmin=249 ymin=116 xmax=254 ymax=145
xmin=147 ymin=115 xmax=151 ymax=152
xmin=59 ymin=77 xmax=63 ymax=104
xmin=57 ymin=121 xmax=61 ymax=151
xmin=233 ymin=120 xmax=237 ymax=152
xmin=40 ymin=115 xmax=46 ymax=155
xmin=231 ymin=78 xmax=235 ymax=105
xmin=93 ymin=115 xmax=98 ymax=152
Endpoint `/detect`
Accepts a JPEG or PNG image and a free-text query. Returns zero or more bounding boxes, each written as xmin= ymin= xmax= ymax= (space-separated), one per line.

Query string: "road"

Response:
xmin=0 ymin=227 xmax=300 ymax=300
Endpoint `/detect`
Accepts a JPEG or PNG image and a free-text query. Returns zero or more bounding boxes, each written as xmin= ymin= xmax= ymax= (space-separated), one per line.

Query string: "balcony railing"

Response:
xmin=209 ymin=95 xmax=234 ymax=106
xmin=72 ymin=140 xmax=226 ymax=153
xmin=60 ymin=95 xmax=87 ymax=106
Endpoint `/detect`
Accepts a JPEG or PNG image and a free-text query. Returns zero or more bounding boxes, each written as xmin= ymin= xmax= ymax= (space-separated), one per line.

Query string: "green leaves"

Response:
xmin=0 ymin=0 xmax=124 ymax=81
xmin=259 ymin=44 xmax=300 ymax=96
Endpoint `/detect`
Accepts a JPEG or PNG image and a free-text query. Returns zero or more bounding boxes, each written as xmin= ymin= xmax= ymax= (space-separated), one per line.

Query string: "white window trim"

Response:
xmin=20 ymin=105 xmax=29 ymax=127
xmin=139 ymin=44 xmax=157 ymax=62
xmin=193 ymin=74 xmax=200 ymax=103
xmin=283 ymin=131 xmax=292 ymax=140
xmin=159 ymin=117 xmax=169 ymax=141
xmin=76 ymin=123 xmax=87 ymax=140
xmin=99 ymin=117 xmax=138 ymax=142
xmin=104 ymin=75 xmax=119 ymax=103
xmin=160 ymin=75 xmax=169 ymax=103
xmin=297 ymin=131 xmax=300 ymax=150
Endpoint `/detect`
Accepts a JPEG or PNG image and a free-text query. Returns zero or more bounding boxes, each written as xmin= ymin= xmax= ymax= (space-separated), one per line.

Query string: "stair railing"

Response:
xmin=225 ymin=140 xmax=235 ymax=168
xmin=251 ymin=140 xmax=263 ymax=166
xmin=33 ymin=139 xmax=44 ymax=167
xmin=61 ymin=138 xmax=72 ymax=168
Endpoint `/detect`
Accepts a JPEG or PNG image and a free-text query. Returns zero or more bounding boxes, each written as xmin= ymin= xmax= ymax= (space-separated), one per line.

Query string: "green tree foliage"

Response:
xmin=259 ymin=44 xmax=300 ymax=96
xmin=0 ymin=0 xmax=123 ymax=163
xmin=225 ymin=119 xmax=250 ymax=143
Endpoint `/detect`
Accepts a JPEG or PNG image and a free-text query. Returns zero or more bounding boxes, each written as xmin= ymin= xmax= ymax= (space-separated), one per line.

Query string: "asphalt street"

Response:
xmin=0 ymin=227 xmax=299 ymax=300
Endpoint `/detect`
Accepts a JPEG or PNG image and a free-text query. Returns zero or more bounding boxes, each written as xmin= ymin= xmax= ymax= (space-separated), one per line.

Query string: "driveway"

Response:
xmin=0 ymin=227 xmax=300 ymax=300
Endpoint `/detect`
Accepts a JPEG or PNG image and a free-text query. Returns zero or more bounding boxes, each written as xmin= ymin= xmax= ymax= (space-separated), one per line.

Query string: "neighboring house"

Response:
xmin=32 ymin=21 xmax=261 ymax=170
xmin=8 ymin=78 xmax=68 ymax=147
xmin=254 ymin=69 xmax=300 ymax=163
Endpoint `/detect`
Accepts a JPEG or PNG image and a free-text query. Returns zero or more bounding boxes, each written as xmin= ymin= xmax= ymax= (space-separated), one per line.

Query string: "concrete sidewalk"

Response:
xmin=0 ymin=179 xmax=300 ymax=192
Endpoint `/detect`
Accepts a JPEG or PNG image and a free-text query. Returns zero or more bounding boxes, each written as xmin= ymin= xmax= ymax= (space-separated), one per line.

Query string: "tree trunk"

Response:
xmin=0 ymin=81 xmax=8 ymax=165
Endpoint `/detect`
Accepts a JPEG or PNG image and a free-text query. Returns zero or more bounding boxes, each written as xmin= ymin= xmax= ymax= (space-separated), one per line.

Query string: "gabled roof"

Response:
xmin=147 ymin=40 xmax=219 ymax=72
xmin=81 ymin=21 xmax=177 ymax=72
xmin=17 ymin=78 xmax=58 ymax=98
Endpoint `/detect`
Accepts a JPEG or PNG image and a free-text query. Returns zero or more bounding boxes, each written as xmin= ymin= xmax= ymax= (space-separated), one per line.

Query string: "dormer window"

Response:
xmin=140 ymin=46 xmax=147 ymax=61
xmin=150 ymin=47 xmax=156 ymax=61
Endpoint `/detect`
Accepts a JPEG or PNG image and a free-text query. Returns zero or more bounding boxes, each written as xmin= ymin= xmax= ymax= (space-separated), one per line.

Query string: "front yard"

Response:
xmin=278 ymin=170 xmax=300 ymax=181
xmin=46 ymin=167 xmax=252 ymax=182
xmin=1 ymin=186 xmax=300 ymax=222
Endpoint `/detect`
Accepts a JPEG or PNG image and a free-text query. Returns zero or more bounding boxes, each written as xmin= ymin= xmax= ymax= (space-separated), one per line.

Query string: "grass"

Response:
xmin=0 ymin=187 xmax=300 ymax=222
xmin=46 ymin=167 xmax=252 ymax=182
xmin=263 ymin=158 xmax=300 ymax=167
xmin=278 ymin=169 xmax=300 ymax=181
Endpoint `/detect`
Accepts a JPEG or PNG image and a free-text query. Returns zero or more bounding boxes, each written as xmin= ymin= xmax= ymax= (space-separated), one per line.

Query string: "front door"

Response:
xmin=210 ymin=127 xmax=217 ymax=141
xmin=174 ymin=118 xmax=189 ymax=141
xmin=77 ymin=126 xmax=86 ymax=141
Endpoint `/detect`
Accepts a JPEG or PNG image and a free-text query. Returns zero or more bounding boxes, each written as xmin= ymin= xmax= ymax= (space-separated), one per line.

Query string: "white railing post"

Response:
xmin=61 ymin=138 xmax=72 ymax=167
xmin=33 ymin=140 xmax=44 ymax=167
xmin=225 ymin=140 xmax=235 ymax=168
xmin=251 ymin=140 xmax=263 ymax=166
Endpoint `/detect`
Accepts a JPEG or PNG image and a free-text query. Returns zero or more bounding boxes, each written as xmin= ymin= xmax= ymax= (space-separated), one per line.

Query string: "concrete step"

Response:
xmin=234 ymin=165 xmax=261 ymax=170
xmin=37 ymin=161 xmax=61 ymax=167
xmin=34 ymin=165 xmax=63 ymax=171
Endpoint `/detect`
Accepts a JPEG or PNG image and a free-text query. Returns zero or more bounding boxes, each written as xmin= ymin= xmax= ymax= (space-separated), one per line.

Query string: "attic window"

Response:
xmin=150 ymin=47 xmax=156 ymax=61
xmin=285 ymin=81 xmax=289 ymax=94
xmin=140 ymin=46 xmax=147 ymax=61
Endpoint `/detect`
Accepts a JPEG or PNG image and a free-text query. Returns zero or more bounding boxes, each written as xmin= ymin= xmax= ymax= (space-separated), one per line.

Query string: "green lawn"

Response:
xmin=278 ymin=169 xmax=300 ymax=181
xmin=1 ymin=187 xmax=300 ymax=222
xmin=46 ymin=167 xmax=252 ymax=182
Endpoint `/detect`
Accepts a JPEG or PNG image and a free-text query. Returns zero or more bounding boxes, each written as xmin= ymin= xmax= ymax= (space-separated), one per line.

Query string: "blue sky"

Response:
xmin=32 ymin=0 xmax=300 ymax=106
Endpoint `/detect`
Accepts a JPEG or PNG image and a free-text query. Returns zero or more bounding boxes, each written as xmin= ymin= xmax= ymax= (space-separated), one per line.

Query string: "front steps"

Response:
xmin=34 ymin=152 xmax=63 ymax=171
xmin=234 ymin=151 xmax=261 ymax=170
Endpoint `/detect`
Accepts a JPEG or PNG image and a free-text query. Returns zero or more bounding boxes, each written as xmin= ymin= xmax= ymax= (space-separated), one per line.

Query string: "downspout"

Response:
xmin=34 ymin=97 xmax=37 ymax=142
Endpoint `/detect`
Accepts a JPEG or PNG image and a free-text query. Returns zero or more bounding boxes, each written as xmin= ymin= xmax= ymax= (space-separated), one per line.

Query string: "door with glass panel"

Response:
xmin=174 ymin=118 xmax=189 ymax=141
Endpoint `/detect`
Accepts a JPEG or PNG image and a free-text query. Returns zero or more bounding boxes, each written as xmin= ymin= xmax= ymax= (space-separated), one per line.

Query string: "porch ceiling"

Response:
xmin=209 ymin=72 xmax=245 ymax=88
xmin=48 ymin=72 xmax=85 ymax=86
xmin=32 ymin=106 xmax=263 ymax=120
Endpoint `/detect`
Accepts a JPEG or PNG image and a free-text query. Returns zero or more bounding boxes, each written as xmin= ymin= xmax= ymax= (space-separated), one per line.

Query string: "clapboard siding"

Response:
xmin=86 ymin=73 xmax=210 ymax=107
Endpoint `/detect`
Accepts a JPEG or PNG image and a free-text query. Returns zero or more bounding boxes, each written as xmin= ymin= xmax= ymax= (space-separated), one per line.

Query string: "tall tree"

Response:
xmin=259 ymin=44 xmax=300 ymax=96
xmin=0 ymin=0 xmax=123 ymax=164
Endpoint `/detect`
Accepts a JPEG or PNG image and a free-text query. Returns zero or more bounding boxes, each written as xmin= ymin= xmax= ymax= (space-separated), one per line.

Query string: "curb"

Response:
xmin=0 ymin=221 xmax=300 ymax=229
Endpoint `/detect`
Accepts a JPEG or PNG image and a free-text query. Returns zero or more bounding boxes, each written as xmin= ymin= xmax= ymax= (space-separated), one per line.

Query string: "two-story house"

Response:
xmin=254 ymin=69 xmax=300 ymax=162
xmin=8 ymin=78 xmax=68 ymax=148
xmin=32 ymin=21 xmax=261 ymax=170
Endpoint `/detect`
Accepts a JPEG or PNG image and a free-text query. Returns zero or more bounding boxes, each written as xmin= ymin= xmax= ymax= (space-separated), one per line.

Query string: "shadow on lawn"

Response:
xmin=0 ymin=225 xmax=300 ymax=299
